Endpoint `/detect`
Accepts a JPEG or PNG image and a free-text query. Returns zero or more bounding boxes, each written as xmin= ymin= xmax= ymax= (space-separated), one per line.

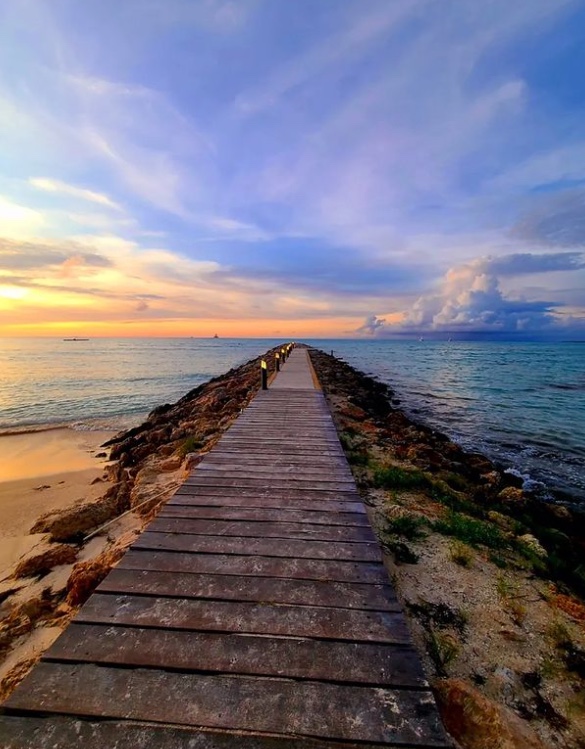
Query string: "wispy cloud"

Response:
xmin=29 ymin=177 xmax=121 ymax=210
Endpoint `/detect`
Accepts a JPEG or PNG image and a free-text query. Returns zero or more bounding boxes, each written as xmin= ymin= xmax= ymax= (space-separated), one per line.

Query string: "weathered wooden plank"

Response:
xmin=159 ymin=506 xmax=369 ymax=526
xmin=117 ymin=550 xmax=387 ymax=584
xmin=199 ymin=455 xmax=351 ymax=469
xmin=134 ymin=531 xmax=382 ymax=561
xmin=173 ymin=485 xmax=361 ymax=501
xmin=196 ymin=460 xmax=352 ymax=474
xmin=182 ymin=477 xmax=357 ymax=491
xmin=193 ymin=467 xmax=353 ymax=481
xmin=75 ymin=594 xmax=409 ymax=642
xmin=148 ymin=518 xmax=376 ymax=543
xmin=97 ymin=569 xmax=396 ymax=610
xmin=167 ymin=494 xmax=366 ymax=514
xmin=4 ymin=663 xmax=448 ymax=745
xmin=0 ymin=717 xmax=446 ymax=749
xmin=204 ymin=448 xmax=347 ymax=459
xmin=47 ymin=624 xmax=426 ymax=686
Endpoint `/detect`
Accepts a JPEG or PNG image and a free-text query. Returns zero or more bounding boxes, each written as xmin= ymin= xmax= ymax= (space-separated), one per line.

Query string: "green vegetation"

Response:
xmin=434 ymin=511 xmax=507 ymax=549
xmin=449 ymin=540 xmax=474 ymax=568
xmin=427 ymin=630 xmax=460 ymax=676
xmin=347 ymin=450 xmax=370 ymax=466
xmin=372 ymin=464 xmax=430 ymax=490
xmin=385 ymin=513 xmax=428 ymax=541
xmin=178 ymin=435 xmax=204 ymax=457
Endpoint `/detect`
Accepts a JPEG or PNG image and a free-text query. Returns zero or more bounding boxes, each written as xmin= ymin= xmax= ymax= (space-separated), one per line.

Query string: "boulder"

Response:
xmin=434 ymin=678 xmax=546 ymax=749
xmin=497 ymin=487 xmax=525 ymax=504
xmin=183 ymin=452 xmax=202 ymax=471
xmin=31 ymin=488 xmax=126 ymax=542
xmin=160 ymin=455 xmax=182 ymax=471
xmin=14 ymin=543 xmax=77 ymax=579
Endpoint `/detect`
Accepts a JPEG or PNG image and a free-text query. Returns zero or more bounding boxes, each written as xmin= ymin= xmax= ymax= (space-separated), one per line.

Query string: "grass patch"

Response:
xmin=347 ymin=450 xmax=370 ymax=466
xmin=434 ymin=511 xmax=507 ymax=549
xmin=430 ymin=485 xmax=483 ymax=517
xmin=489 ymin=552 xmax=509 ymax=569
xmin=178 ymin=435 xmax=204 ymax=457
xmin=449 ymin=540 xmax=474 ymax=568
xmin=547 ymin=620 xmax=572 ymax=650
xmin=373 ymin=465 xmax=430 ymax=491
xmin=385 ymin=514 xmax=428 ymax=541
xmin=427 ymin=631 xmax=460 ymax=676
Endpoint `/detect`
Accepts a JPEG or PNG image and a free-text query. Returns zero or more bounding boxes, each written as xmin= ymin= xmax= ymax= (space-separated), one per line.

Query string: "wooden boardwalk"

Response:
xmin=0 ymin=348 xmax=450 ymax=748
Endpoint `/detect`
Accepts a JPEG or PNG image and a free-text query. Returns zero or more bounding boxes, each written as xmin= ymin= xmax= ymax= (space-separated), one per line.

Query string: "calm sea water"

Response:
xmin=0 ymin=338 xmax=583 ymax=504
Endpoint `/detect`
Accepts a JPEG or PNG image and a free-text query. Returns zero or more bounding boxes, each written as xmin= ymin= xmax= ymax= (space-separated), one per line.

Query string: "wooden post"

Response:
xmin=275 ymin=353 xmax=280 ymax=372
xmin=261 ymin=359 xmax=268 ymax=389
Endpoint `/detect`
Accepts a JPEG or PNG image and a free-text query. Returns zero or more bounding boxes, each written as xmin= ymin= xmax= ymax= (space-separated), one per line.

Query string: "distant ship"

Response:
xmin=63 ymin=338 xmax=89 ymax=341
xmin=213 ymin=334 xmax=219 ymax=339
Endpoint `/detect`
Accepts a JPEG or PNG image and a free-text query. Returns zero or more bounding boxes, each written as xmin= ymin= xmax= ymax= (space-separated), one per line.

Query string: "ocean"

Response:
xmin=0 ymin=337 xmax=583 ymax=505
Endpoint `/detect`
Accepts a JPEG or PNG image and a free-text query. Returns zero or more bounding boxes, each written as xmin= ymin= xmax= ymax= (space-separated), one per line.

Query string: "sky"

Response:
xmin=0 ymin=0 xmax=584 ymax=338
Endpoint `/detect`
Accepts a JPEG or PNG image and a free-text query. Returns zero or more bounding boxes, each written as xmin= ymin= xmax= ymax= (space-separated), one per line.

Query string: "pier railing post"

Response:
xmin=261 ymin=359 xmax=268 ymax=389
xmin=275 ymin=353 xmax=280 ymax=372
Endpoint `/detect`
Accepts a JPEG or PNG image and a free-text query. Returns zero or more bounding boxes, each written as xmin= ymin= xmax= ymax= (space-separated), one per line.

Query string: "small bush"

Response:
xmin=434 ymin=511 xmax=507 ymax=549
xmin=547 ymin=620 xmax=572 ymax=650
xmin=427 ymin=630 xmax=460 ymax=676
xmin=179 ymin=435 xmax=204 ymax=457
xmin=385 ymin=514 xmax=428 ymax=541
xmin=449 ymin=540 xmax=473 ymax=568
xmin=373 ymin=465 xmax=430 ymax=490
xmin=489 ymin=552 xmax=509 ymax=569
xmin=347 ymin=451 xmax=369 ymax=466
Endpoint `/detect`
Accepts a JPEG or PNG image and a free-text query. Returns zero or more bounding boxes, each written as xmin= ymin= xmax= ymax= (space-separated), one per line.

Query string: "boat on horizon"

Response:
xmin=213 ymin=333 xmax=219 ymax=339
xmin=63 ymin=338 xmax=89 ymax=341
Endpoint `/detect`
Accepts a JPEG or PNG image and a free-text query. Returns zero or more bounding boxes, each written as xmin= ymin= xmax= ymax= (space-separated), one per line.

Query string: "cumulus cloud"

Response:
xmin=356 ymin=314 xmax=387 ymax=335
xmin=362 ymin=252 xmax=584 ymax=335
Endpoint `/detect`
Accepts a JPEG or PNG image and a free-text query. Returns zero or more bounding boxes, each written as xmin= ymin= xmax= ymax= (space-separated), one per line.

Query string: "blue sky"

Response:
xmin=0 ymin=0 xmax=584 ymax=337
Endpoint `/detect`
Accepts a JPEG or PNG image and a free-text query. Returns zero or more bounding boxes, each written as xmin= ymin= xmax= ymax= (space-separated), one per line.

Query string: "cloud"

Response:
xmin=0 ymin=197 xmax=45 ymax=239
xmin=487 ymin=251 xmax=585 ymax=275
xmin=511 ymin=190 xmax=585 ymax=248
xmin=0 ymin=238 xmax=113 ymax=272
xmin=29 ymin=177 xmax=121 ymax=211
xmin=356 ymin=314 xmax=386 ymax=335
xmin=361 ymin=251 xmax=585 ymax=335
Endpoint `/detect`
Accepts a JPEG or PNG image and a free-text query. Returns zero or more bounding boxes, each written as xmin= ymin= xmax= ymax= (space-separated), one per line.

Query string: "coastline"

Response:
xmin=0 ymin=344 xmax=583 ymax=746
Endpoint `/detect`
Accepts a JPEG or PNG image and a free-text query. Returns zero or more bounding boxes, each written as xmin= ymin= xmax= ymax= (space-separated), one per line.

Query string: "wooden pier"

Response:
xmin=0 ymin=348 xmax=450 ymax=748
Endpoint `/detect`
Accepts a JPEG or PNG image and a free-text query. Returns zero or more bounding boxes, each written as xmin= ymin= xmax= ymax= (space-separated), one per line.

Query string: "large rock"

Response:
xmin=434 ymin=678 xmax=546 ymax=749
xmin=30 ymin=487 xmax=127 ymax=542
xmin=14 ymin=542 xmax=77 ymax=579
xmin=497 ymin=487 xmax=525 ymax=505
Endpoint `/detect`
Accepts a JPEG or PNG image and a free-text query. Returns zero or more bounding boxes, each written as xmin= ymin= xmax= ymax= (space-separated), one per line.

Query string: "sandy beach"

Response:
xmin=0 ymin=428 xmax=114 ymax=577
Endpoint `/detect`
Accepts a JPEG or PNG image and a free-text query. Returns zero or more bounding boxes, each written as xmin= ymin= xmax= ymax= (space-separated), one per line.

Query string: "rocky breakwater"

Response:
xmin=309 ymin=347 xmax=585 ymax=749
xmin=0 ymin=344 xmax=285 ymax=701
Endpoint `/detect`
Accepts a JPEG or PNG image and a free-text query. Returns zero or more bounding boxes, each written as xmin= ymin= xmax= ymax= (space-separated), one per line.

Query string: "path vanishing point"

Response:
xmin=0 ymin=346 xmax=450 ymax=748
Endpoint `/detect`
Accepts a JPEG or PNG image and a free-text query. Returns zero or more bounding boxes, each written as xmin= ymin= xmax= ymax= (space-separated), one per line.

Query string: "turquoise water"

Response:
xmin=0 ymin=338 xmax=583 ymax=504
